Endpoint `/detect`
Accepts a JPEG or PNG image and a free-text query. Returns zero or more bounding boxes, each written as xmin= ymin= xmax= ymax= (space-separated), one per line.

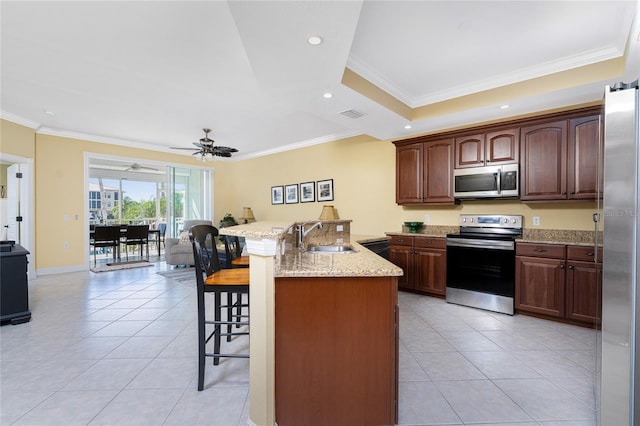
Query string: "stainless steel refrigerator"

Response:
xmin=601 ymin=79 xmax=640 ymax=425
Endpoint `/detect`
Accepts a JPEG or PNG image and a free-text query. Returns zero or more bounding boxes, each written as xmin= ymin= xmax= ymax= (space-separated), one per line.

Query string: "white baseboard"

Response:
xmin=36 ymin=264 xmax=87 ymax=276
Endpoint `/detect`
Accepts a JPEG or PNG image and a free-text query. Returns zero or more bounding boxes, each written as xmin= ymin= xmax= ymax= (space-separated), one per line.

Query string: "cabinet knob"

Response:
xmin=560 ymin=264 xmax=565 ymax=269
xmin=568 ymin=265 xmax=574 ymax=269
xmin=533 ymin=248 xmax=547 ymax=252
xmin=586 ymin=252 xmax=594 ymax=256
xmin=562 ymin=192 xmax=567 ymax=195
xmin=570 ymin=192 xmax=576 ymax=195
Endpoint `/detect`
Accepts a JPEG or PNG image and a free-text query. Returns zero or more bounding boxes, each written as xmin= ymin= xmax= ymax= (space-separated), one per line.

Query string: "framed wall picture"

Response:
xmin=317 ymin=179 xmax=334 ymax=202
xmin=271 ymin=186 xmax=284 ymax=204
xmin=300 ymin=181 xmax=315 ymax=203
xmin=285 ymin=184 xmax=299 ymax=204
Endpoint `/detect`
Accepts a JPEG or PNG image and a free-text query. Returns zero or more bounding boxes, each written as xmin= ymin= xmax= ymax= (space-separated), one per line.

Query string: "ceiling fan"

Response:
xmin=170 ymin=128 xmax=238 ymax=160
xmin=124 ymin=162 xmax=159 ymax=172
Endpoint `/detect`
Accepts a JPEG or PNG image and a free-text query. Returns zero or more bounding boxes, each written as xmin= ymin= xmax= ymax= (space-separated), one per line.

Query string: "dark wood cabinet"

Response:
xmin=455 ymin=128 xmax=519 ymax=168
xmin=516 ymin=242 xmax=601 ymax=326
xmin=520 ymin=120 xmax=568 ymax=201
xmin=275 ymin=276 xmax=398 ymax=426
xmin=396 ymin=143 xmax=423 ymax=204
xmin=455 ymin=133 xmax=484 ymax=168
xmin=567 ymin=115 xmax=603 ymax=200
xmin=515 ymin=251 xmax=566 ymax=318
xmin=521 ymin=113 xmax=601 ymax=201
xmin=565 ymin=245 xmax=602 ymax=324
xmin=424 ymin=139 xmax=455 ymax=203
xmin=394 ymin=138 xmax=454 ymax=204
xmin=394 ymin=106 xmax=601 ymax=204
xmin=389 ymin=235 xmax=446 ymax=296
xmin=389 ymin=239 xmax=413 ymax=290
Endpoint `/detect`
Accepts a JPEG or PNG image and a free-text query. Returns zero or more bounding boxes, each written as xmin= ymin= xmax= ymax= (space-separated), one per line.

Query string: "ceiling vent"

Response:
xmin=339 ymin=109 xmax=366 ymax=119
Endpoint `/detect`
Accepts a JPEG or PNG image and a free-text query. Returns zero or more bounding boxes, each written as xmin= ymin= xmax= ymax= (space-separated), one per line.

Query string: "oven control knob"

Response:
xmin=503 ymin=218 xmax=508 ymax=223
xmin=511 ymin=219 xmax=516 ymax=223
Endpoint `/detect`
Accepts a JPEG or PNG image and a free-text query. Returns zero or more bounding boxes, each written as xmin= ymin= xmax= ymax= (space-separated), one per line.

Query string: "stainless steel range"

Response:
xmin=446 ymin=214 xmax=523 ymax=315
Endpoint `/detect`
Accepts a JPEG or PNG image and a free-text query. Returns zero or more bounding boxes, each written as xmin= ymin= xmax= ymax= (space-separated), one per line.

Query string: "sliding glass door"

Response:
xmin=167 ymin=166 xmax=211 ymax=237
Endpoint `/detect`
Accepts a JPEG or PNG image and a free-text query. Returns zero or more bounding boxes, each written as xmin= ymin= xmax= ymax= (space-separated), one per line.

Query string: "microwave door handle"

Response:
xmin=495 ymin=170 xmax=501 ymax=194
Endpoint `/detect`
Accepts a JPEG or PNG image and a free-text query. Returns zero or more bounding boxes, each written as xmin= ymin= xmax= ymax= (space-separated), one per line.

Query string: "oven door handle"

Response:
xmin=446 ymin=238 xmax=514 ymax=250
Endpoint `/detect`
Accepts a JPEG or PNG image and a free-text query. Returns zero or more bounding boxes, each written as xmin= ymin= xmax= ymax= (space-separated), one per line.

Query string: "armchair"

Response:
xmin=165 ymin=220 xmax=213 ymax=266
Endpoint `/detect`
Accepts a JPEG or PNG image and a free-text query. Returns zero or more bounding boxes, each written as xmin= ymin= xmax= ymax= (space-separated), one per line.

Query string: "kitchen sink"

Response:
xmin=305 ymin=244 xmax=356 ymax=254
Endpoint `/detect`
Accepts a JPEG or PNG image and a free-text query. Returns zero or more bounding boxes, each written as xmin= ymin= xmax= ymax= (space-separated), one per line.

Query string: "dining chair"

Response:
xmin=158 ymin=223 xmax=167 ymax=247
xmin=123 ymin=224 xmax=149 ymax=261
xmin=190 ymin=224 xmax=250 ymax=391
xmin=90 ymin=225 xmax=121 ymax=266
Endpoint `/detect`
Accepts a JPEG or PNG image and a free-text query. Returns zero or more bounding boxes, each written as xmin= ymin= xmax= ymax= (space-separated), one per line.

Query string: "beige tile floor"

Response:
xmin=1 ymin=259 xmax=597 ymax=425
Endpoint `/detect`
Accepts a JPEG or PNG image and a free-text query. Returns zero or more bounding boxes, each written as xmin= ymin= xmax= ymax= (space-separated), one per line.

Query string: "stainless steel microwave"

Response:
xmin=453 ymin=164 xmax=519 ymax=199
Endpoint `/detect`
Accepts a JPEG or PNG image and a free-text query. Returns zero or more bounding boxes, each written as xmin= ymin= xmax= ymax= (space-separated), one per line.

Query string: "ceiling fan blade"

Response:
xmin=214 ymin=146 xmax=239 ymax=153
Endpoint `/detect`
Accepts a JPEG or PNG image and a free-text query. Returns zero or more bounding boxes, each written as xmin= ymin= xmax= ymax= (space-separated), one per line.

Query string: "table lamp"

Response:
xmin=318 ymin=205 xmax=339 ymax=220
xmin=239 ymin=207 xmax=256 ymax=224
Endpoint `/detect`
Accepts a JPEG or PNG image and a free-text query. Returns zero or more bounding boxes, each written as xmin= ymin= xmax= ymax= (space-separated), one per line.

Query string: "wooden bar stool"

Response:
xmin=190 ymin=225 xmax=250 ymax=391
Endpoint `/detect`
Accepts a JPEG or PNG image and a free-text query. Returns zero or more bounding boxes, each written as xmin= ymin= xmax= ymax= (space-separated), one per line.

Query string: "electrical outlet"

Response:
xmin=63 ymin=242 xmax=69 ymax=249
xmin=424 ymin=214 xmax=431 ymax=223
xmin=336 ymin=225 xmax=343 ymax=232
xmin=533 ymin=216 xmax=541 ymax=226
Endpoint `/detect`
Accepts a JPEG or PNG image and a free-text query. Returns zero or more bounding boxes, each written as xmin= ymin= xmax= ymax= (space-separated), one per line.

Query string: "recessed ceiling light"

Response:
xmin=307 ymin=35 xmax=323 ymax=46
xmin=404 ymin=124 xmax=412 ymax=129
xmin=323 ymin=92 xmax=333 ymax=99
xmin=500 ymin=104 xmax=510 ymax=110
xmin=43 ymin=110 xmax=55 ymax=116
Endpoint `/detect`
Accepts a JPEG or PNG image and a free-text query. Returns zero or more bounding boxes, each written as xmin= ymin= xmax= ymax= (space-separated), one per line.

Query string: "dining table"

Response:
xmin=90 ymin=225 xmax=162 ymax=259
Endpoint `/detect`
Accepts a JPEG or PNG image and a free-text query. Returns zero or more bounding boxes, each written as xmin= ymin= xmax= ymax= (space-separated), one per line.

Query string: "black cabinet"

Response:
xmin=0 ymin=243 xmax=31 ymax=325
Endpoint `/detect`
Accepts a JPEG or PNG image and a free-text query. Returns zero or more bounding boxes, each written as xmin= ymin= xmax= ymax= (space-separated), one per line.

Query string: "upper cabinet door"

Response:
xmin=454 ymin=134 xmax=484 ymax=168
xmin=520 ymin=120 xmax=568 ymax=201
xmin=396 ymin=143 xmax=423 ymax=204
xmin=424 ymin=139 xmax=455 ymax=204
xmin=485 ymin=128 xmax=519 ymax=165
xmin=567 ymin=115 xmax=602 ymax=200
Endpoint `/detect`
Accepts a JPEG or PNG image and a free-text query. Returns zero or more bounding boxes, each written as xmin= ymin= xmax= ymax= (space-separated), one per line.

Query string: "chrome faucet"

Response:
xmin=296 ymin=221 xmax=323 ymax=249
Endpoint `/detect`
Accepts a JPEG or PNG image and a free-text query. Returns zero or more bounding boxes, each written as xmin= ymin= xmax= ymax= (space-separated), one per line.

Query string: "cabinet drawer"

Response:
xmin=567 ymin=245 xmax=602 ymax=263
xmin=389 ymin=235 xmax=414 ymax=247
xmin=414 ymin=237 xmax=446 ymax=249
xmin=516 ymin=242 xmax=565 ymax=259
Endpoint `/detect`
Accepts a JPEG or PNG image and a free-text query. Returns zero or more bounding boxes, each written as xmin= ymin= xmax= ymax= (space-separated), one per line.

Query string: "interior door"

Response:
xmin=6 ymin=163 xmax=21 ymax=242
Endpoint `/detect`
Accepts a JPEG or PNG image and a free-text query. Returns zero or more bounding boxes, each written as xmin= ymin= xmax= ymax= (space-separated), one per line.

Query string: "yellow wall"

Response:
xmin=0 ymin=119 xmax=36 ymax=158
xmin=34 ymin=133 xmax=211 ymax=270
xmin=220 ymin=135 xmax=598 ymax=235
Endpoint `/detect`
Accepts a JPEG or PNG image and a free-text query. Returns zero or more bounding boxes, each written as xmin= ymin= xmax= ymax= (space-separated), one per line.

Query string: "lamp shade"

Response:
xmin=239 ymin=207 xmax=255 ymax=222
xmin=318 ymin=205 xmax=339 ymax=220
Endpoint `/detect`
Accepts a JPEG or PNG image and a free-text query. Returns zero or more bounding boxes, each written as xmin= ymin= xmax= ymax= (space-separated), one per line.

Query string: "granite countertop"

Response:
xmin=386 ymin=225 xmax=457 ymax=238
xmin=516 ymin=229 xmax=602 ymax=247
xmin=219 ymin=222 xmax=403 ymax=278
xmin=276 ymin=240 xmax=403 ymax=278
xmin=383 ymin=225 xmax=601 ymax=246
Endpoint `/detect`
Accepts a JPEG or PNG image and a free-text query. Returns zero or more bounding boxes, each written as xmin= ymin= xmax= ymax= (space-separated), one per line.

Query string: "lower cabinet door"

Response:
xmin=566 ymin=260 xmax=602 ymax=324
xmin=414 ymin=248 xmax=446 ymax=296
xmin=389 ymin=245 xmax=413 ymax=290
xmin=515 ymin=256 xmax=566 ymax=317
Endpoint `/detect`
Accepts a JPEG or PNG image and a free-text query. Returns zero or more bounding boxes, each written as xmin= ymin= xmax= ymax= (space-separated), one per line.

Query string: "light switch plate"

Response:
xmin=533 ymin=216 xmax=540 ymax=226
xmin=424 ymin=214 xmax=430 ymax=223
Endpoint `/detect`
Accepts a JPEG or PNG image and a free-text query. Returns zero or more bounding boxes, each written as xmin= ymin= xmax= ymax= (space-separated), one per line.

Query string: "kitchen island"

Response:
xmin=219 ymin=222 xmax=403 ymax=426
